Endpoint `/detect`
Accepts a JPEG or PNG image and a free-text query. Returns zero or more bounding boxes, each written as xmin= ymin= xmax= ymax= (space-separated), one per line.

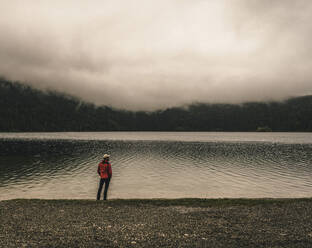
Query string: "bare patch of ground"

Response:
xmin=1 ymin=198 xmax=312 ymax=247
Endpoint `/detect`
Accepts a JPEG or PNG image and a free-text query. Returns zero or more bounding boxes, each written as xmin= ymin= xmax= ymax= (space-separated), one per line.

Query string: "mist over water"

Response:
xmin=1 ymin=132 xmax=312 ymax=200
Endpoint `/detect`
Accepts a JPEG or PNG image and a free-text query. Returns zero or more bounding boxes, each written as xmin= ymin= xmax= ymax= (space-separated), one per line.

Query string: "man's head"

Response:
xmin=103 ymin=154 xmax=110 ymax=161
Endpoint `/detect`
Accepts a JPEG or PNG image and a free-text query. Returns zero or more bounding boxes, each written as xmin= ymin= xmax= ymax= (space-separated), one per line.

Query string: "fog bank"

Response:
xmin=1 ymin=0 xmax=312 ymax=110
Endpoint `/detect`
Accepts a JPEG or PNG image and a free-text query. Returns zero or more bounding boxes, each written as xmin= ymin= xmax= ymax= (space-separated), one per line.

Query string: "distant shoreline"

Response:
xmin=1 ymin=198 xmax=312 ymax=247
xmin=2 ymin=78 xmax=312 ymax=132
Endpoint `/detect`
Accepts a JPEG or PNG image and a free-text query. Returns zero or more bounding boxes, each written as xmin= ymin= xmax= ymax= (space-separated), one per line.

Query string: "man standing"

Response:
xmin=97 ymin=154 xmax=112 ymax=200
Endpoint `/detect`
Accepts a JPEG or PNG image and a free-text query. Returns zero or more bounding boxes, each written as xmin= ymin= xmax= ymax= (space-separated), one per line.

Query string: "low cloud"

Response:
xmin=1 ymin=0 xmax=312 ymax=110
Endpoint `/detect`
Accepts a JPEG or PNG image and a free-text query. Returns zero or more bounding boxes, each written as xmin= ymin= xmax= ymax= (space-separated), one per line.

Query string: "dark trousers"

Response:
xmin=97 ymin=178 xmax=110 ymax=200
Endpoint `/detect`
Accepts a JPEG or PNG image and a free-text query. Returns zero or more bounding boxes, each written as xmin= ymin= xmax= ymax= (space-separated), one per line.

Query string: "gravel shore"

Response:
xmin=1 ymin=198 xmax=312 ymax=248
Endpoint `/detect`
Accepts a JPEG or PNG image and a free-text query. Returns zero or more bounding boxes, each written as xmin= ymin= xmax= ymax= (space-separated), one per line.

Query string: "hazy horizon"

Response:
xmin=1 ymin=0 xmax=312 ymax=110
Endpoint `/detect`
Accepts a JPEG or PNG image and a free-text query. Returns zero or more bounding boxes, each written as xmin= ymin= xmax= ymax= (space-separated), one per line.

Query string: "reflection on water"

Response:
xmin=0 ymin=132 xmax=312 ymax=200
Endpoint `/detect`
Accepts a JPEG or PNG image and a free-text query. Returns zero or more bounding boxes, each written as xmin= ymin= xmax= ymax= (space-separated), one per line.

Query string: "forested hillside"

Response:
xmin=1 ymin=78 xmax=311 ymax=131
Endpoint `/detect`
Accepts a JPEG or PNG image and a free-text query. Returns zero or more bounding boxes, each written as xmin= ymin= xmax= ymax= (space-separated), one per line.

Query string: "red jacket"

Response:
xmin=98 ymin=162 xmax=112 ymax=179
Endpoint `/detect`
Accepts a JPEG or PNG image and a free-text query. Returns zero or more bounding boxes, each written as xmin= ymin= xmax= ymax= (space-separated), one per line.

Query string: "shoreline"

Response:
xmin=1 ymin=198 xmax=312 ymax=247
xmin=2 ymin=197 xmax=312 ymax=205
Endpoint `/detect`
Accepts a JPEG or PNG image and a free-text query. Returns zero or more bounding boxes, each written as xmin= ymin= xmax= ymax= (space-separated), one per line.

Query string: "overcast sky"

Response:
xmin=1 ymin=0 xmax=312 ymax=110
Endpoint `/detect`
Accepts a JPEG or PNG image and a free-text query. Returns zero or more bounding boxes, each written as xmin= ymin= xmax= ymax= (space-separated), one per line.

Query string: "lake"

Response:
xmin=0 ymin=132 xmax=312 ymax=200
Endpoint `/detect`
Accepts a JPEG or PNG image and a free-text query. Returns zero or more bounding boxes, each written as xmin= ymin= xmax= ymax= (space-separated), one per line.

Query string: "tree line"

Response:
xmin=1 ymin=78 xmax=311 ymax=132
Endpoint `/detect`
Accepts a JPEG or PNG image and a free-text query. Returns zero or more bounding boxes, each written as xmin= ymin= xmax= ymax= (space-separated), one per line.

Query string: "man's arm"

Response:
xmin=97 ymin=164 xmax=101 ymax=176
xmin=108 ymin=164 xmax=112 ymax=178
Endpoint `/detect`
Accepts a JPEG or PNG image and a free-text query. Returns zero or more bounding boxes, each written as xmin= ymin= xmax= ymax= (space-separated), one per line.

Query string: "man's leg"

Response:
xmin=97 ymin=178 xmax=104 ymax=200
xmin=103 ymin=178 xmax=111 ymax=200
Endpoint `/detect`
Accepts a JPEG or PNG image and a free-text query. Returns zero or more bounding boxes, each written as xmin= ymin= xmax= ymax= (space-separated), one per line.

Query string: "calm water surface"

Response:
xmin=0 ymin=132 xmax=312 ymax=200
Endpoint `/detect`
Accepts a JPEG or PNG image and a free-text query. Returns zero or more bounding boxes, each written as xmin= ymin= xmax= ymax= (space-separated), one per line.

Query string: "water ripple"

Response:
xmin=1 ymin=136 xmax=312 ymax=200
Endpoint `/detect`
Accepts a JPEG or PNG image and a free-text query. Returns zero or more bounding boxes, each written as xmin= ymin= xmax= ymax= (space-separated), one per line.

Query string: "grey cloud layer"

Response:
xmin=1 ymin=0 xmax=312 ymax=110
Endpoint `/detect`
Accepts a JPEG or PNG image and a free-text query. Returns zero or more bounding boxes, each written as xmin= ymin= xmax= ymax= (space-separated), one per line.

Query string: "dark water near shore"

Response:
xmin=0 ymin=132 xmax=312 ymax=200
